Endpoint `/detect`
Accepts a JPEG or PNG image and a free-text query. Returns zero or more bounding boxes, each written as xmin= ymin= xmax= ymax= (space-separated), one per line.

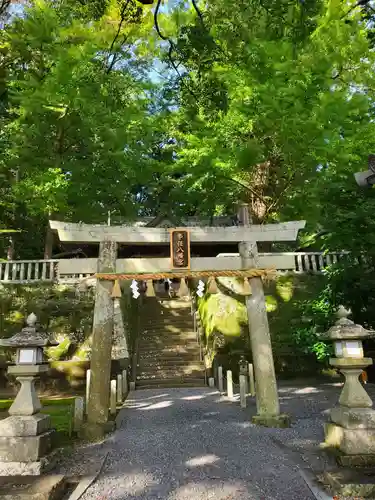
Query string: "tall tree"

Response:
xmin=162 ymin=0 xmax=375 ymax=228
xmin=0 ymin=0 xmax=168 ymax=256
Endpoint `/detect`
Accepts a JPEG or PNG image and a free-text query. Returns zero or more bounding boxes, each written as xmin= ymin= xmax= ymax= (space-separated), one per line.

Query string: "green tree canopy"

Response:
xmin=160 ymin=0 xmax=375 ymax=227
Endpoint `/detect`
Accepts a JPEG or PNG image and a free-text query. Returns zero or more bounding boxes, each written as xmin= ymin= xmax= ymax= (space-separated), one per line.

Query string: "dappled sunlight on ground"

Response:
xmin=57 ymin=382 xmax=372 ymax=499
xmin=165 ymin=480 xmax=253 ymax=500
xmin=97 ymin=470 xmax=159 ymax=498
xmin=293 ymin=387 xmax=321 ymax=394
xmin=185 ymin=454 xmax=220 ymax=467
xmin=181 ymin=394 xmax=211 ymax=401
xmin=137 ymin=400 xmax=174 ymax=410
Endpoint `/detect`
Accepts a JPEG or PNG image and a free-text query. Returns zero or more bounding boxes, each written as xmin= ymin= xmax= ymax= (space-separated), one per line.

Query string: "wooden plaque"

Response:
xmin=170 ymin=229 xmax=190 ymax=270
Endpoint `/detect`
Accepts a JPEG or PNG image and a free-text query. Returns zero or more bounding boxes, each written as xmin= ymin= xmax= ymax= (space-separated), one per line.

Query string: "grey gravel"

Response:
xmin=57 ymin=382 xmax=362 ymax=499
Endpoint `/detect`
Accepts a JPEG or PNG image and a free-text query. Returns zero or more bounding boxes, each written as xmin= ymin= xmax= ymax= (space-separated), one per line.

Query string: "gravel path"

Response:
xmin=55 ymin=382 xmax=359 ymax=500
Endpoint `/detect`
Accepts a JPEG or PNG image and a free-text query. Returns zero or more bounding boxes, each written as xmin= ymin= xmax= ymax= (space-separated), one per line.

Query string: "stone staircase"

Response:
xmin=136 ymin=297 xmax=206 ymax=389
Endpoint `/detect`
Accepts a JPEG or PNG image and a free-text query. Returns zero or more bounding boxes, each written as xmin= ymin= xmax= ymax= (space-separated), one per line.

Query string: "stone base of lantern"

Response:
xmin=0 ymin=414 xmax=55 ymax=476
xmin=0 ymin=456 xmax=55 ymax=476
xmin=330 ymin=406 xmax=375 ymax=429
xmin=325 ymin=406 xmax=375 ymax=460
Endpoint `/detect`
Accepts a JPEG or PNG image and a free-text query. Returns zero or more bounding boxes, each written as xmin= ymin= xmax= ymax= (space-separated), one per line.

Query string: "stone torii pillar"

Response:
xmin=238 ymin=204 xmax=290 ymax=427
xmin=84 ymin=239 xmax=117 ymax=439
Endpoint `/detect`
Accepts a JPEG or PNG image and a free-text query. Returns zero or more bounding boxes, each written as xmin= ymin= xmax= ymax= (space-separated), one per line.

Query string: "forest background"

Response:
xmin=1 ymin=0 xmax=375 ymax=372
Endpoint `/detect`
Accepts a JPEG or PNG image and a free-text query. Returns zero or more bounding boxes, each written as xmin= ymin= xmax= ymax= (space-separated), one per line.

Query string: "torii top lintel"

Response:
xmin=49 ymin=220 xmax=306 ymax=244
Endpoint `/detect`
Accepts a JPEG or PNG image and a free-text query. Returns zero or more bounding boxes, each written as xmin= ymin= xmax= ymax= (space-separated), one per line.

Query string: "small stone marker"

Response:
xmin=239 ymin=375 xmax=247 ymax=408
xmin=110 ymin=380 xmax=117 ymax=415
xmin=117 ymin=374 xmax=123 ymax=404
xmin=85 ymin=369 xmax=91 ymax=414
xmin=248 ymin=363 xmax=256 ymax=396
xmin=129 ymin=381 xmax=135 ymax=391
xmin=74 ymin=397 xmax=84 ymax=432
xmin=122 ymin=369 xmax=128 ymax=395
xmin=208 ymin=377 xmax=215 ymax=388
xmin=226 ymin=370 xmax=233 ymax=399
xmin=218 ymin=366 xmax=224 ymax=393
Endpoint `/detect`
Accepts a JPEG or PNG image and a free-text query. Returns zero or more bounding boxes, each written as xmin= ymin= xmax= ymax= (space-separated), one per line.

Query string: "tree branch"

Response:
xmin=191 ymin=0 xmax=204 ymax=25
xmin=341 ymin=0 xmax=375 ymax=20
xmin=106 ymin=0 xmax=131 ymax=74
xmin=0 ymin=0 xmax=10 ymax=19
xmin=154 ymin=0 xmax=167 ymax=40
xmin=262 ymin=172 xmax=295 ymax=219
xmin=214 ymin=173 xmax=268 ymax=205
xmin=154 ymin=0 xmax=199 ymax=99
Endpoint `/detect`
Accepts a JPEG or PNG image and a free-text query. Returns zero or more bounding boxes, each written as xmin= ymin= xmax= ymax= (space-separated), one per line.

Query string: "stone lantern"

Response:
xmin=0 ymin=313 xmax=58 ymax=475
xmin=322 ymin=306 xmax=375 ymax=465
xmin=239 ymin=355 xmax=248 ymax=377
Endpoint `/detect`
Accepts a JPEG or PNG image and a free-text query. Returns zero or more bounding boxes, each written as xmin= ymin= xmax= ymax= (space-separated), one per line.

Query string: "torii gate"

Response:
xmin=50 ymin=207 xmax=305 ymax=437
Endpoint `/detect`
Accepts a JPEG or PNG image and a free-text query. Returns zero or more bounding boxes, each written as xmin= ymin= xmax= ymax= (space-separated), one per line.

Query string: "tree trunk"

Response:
xmin=44 ymin=224 xmax=54 ymax=259
xmin=6 ymin=236 xmax=14 ymax=261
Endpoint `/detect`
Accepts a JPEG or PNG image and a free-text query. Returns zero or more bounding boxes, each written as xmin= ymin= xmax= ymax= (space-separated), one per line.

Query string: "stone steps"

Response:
xmin=142 ymin=308 xmax=192 ymax=315
xmin=136 ymin=378 xmax=206 ymax=389
xmin=142 ymin=327 xmax=195 ymax=334
xmin=138 ymin=358 xmax=201 ymax=366
xmin=142 ymin=316 xmax=192 ymax=323
xmin=142 ymin=310 xmax=192 ymax=316
xmin=136 ymin=366 xmax=205 ymax=377
xmin=138 ymin=345 xmax=201 ymax=355
xmin=137 ymin=369 xmax=205 ymax=379
xmin=136 ymin=297 xmax=205 ymax=388
xmin=141 ymin=332 xmax=197 ymax=345
xmin=145 ymin=304 xmax=191 ymax=310
xmin=138 ymin=353 xmax=201 ymax=362
xmin=138 ymin=362 xmax=204 ymax=372
xmin=140 ymin=345 xmax=197 ymax=353
xmin=158 ymin=300 xmax=191 ymax=309
xmin=140 ymin=336 xmax=197 ymax=345
xmin=142 ymin=318 xmax=193 ymax=330
xmin=137 ymin=365 xmax=203 ymax=374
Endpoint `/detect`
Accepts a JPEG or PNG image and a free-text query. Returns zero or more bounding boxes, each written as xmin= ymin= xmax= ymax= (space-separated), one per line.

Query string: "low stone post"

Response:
xmin=238 ymin=203 xmax=289 ymax=428
xmin=122 ymin=369 xmax=128 ymax=395
xmin=0 ymin=314 xmax=58 ymax=475
xmin=226 ymin=370 xmax=234 ymax=399
xmin=85 ymin=369 xmax=91 ymax=415
xmin=239 ymin=375 xmax=247 ymax=408
xmin=129 ymin=381 xmax=136 ymax=391
xmin=74 ymin=397 xmax=84 ymax=433
xmin=117 ymin=374 xmax=123 ymax=404
xmin=322 ymin=307 xmax=375 ymax=466
xmin=239 ymin=356 xmax=248 ymax=407
xmin=208 ymin=377 xmax=215 ymax=388
xmin=239 ymin=356 xmax=248 ymax=393
xmin=218 ymin=366 xmax=224 ymax=393
xmin=248 ymin=363 xmax=256 ymax=396
xmin=110 ymin=380 xmax=117 ymax=416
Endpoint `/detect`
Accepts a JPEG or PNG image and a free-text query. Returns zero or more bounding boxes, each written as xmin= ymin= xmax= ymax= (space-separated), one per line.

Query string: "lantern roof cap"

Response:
xmin=322 ymin=306 xmax=375 ymax=341
xmin=0 ymin=313 xmax=58 ymax=348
